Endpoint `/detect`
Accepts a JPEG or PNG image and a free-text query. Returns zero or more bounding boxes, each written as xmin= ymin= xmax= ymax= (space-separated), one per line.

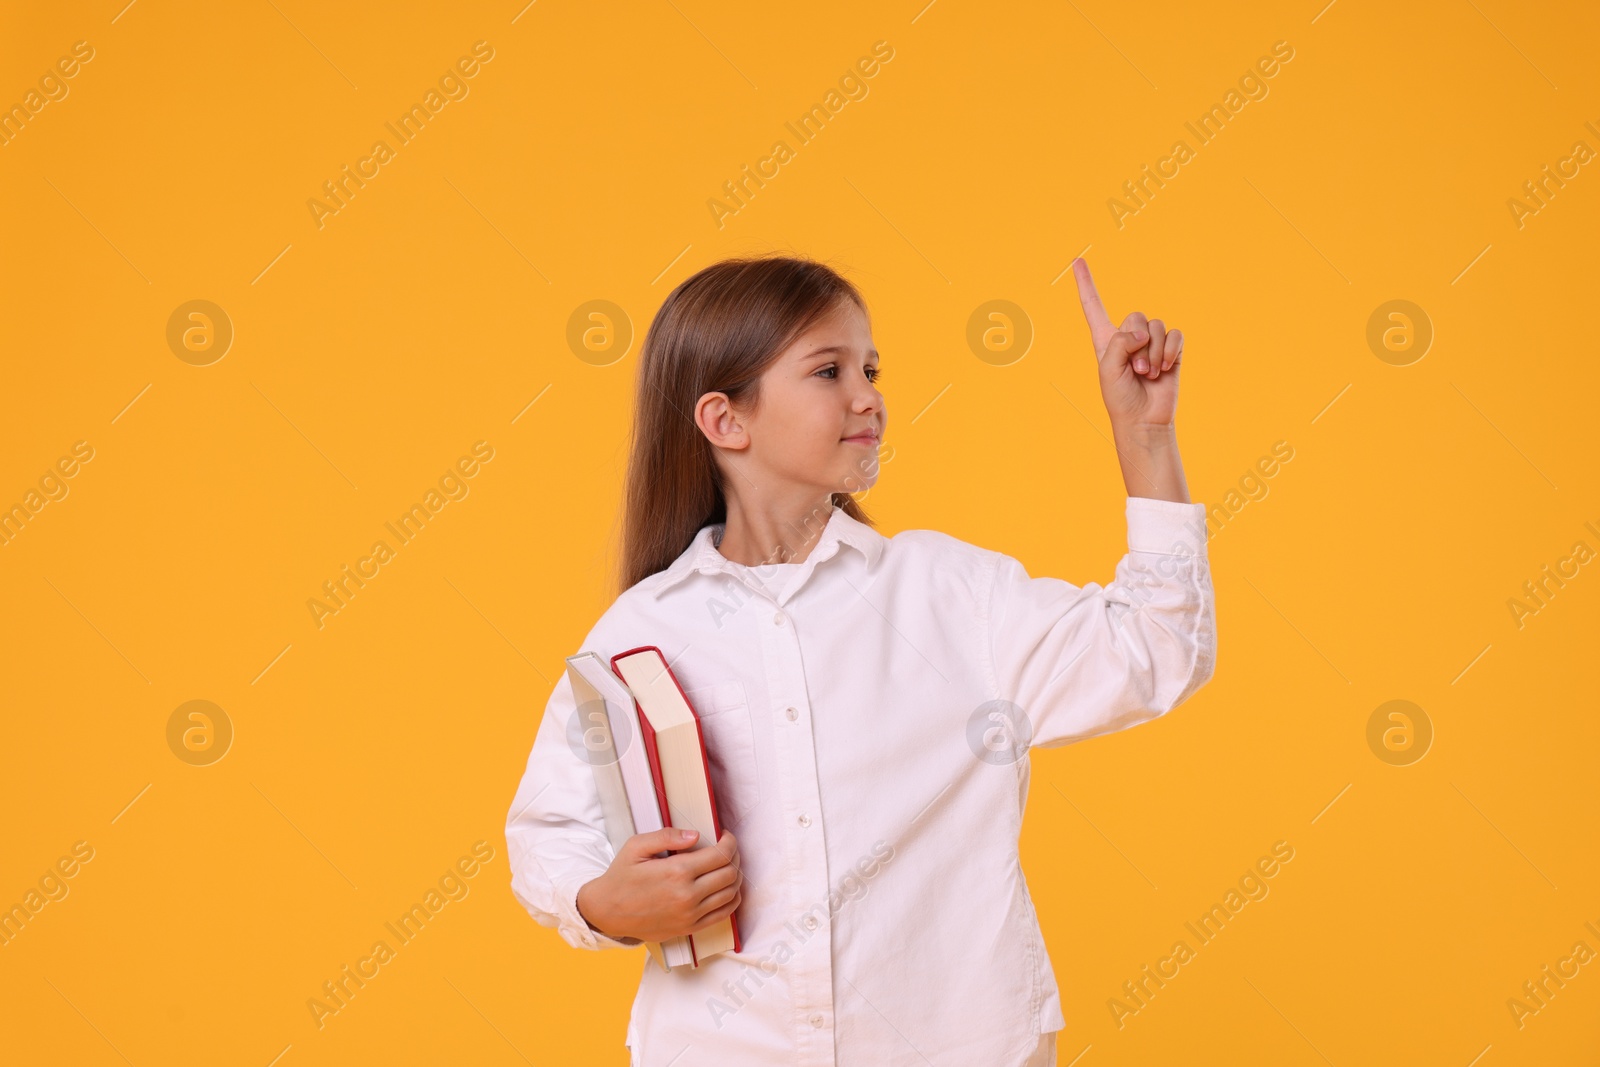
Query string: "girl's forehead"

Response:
xmin=787 ymin=306 xmax=876 ymax=357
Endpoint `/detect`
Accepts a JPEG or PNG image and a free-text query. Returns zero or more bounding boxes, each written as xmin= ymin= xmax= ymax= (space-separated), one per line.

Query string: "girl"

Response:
xmin=506 ymin=255 xmax=1216 ymax=1066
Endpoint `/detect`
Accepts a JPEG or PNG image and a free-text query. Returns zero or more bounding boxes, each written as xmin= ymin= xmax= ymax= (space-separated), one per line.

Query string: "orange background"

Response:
xmin=2 ymin=1 xmax=1597 ymax=1064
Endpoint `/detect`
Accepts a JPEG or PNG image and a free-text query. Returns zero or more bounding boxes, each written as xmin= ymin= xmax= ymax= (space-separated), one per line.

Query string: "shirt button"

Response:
xmin=804 ymin=915 xmax=818 ymax=930
xmin=810 ymin=1013 xmax=824 ymax=1028
xmin=773 ymin=612 xmax=784 ymax=625
xmin=798 ymin=813 xmax=811 ymax=827
xmin=785 ymin=707 xmax=798 ymax=721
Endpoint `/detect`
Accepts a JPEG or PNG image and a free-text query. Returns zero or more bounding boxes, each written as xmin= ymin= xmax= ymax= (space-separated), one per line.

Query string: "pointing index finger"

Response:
xmin=1071 ymin=258 xmax=1114 ymax=341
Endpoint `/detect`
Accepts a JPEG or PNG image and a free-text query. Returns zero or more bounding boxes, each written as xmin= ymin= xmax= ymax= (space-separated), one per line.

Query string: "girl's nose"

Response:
xmin=852 ymin=379 xmax=881 ymax=412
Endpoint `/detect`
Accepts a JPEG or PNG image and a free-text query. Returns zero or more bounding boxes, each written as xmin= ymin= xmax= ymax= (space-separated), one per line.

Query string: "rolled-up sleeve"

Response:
xmin=984 ymin=496 xmax=1217 ymax=749
xmin=505 ymin=668 xmax=643 ymax=952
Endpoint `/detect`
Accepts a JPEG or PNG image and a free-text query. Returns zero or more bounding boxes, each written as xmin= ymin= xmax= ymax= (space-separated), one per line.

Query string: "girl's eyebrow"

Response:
xmin=803 ymin=344 xmax=879 ymax=362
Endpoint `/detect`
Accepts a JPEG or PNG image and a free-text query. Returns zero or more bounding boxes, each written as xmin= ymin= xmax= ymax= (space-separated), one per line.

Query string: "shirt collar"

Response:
xmin=648 ymin=504 xmax=884 ymax=598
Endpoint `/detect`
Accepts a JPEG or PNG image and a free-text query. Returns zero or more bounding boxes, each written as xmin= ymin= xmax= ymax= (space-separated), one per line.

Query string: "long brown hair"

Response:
xmin=617 ymin=255 xmax=876 ymax=594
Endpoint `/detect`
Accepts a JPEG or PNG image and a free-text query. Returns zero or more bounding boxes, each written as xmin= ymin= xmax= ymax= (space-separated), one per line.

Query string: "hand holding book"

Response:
xmin=576 ymin=827 xmax=744 ymax=944
xmin=565 ymin=645 xmax=745 ymax=967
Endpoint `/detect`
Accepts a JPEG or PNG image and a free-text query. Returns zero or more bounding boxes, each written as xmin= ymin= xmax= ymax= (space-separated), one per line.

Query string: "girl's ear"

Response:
xmin=694 ymin=391 xmax=750 ymax=451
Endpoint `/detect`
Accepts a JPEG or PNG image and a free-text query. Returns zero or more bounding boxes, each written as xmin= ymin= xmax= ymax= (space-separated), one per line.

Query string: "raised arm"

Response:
xmin=985 ymin=497 xmax=1215 ymax=749
xmin=979 ymin=260 xmax=1215 ymax=748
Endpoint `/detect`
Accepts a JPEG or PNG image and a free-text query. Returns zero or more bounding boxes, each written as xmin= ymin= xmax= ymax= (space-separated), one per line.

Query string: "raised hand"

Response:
xmin=1071 ymin=257 xmax=1183 ymax=431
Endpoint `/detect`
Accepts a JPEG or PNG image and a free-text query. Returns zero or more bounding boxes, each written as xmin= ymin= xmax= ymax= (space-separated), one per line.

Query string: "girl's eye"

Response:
xmin=816 ymin=365 xmax=884 ymax=382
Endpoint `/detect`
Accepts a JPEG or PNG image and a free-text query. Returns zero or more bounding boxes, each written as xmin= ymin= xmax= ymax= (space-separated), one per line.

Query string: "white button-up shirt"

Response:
xmin=506 ymin=497 xmax=1217 ymax=1066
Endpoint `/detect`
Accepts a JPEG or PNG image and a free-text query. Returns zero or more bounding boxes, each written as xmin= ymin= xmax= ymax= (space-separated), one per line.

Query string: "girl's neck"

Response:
xmin=715 ymin=492 xmax=836 ymax=567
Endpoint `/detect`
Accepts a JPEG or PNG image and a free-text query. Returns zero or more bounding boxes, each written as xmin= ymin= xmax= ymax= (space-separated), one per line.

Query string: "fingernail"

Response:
xmin=1134 ymin=358 xmax=1148 ymax=373
xmin=680 ymin=830 xmax=697 ymax=841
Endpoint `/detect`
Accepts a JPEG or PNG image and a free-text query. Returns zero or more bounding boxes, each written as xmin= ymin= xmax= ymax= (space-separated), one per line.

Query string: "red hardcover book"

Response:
xmin=610 ymin=645 xmax=743 ymax=963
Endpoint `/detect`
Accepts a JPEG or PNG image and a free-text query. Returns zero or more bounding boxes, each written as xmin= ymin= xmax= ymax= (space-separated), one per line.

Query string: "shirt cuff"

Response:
xmin=555 ymin=867 xmax=644 ymax=950
xmin=1125 ymin=496 xmax=1210 ymax=558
